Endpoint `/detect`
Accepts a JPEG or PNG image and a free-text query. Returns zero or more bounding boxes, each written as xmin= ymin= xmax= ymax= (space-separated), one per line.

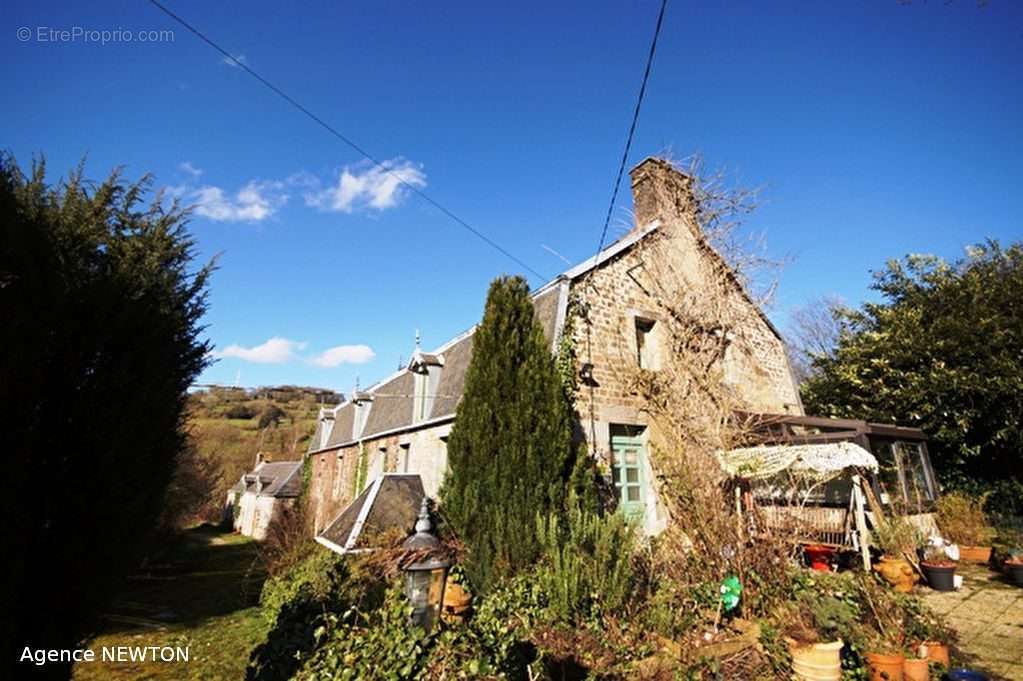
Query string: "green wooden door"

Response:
xmin=611 ymin=428 xmax=645 ymax=522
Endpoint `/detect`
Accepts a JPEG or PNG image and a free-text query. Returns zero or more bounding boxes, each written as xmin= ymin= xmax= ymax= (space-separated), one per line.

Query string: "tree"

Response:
xmin=785 ymin=295 xmax=848 ymax=384
xmin=801 ymin=242 xmax=1022 ymax=500
xmin=1 ymin=155 xmax=212 ymax=679
xmin=258 ymin=404 xmax=287 ymax=430
xmin=440 ymin=276 xmax=576 ymax=592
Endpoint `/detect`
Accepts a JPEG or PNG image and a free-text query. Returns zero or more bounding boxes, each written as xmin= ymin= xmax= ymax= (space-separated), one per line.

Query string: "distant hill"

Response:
xmin=186 ymin=386 xmax=341 ymax=512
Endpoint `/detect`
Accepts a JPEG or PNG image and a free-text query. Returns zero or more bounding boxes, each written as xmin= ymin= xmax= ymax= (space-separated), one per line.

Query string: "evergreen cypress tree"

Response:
xmin=440 ymin=276 xmax=576 ymax=592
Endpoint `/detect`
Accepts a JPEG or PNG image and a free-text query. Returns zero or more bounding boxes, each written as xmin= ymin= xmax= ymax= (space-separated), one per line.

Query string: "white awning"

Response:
xmin=719 ymin=442 xmax=878 ymax=481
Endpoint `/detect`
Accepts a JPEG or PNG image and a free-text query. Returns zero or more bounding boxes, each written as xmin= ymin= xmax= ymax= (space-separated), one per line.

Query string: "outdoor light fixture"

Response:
xmin=401 ymin=497 xmax=450 ymax=632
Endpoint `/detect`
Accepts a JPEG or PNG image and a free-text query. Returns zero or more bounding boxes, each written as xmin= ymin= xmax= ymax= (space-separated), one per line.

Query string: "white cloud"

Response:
xmin=221 ymin=53 xmax=247 ymax=67
xmin=213 ymin=337 xmax=306 ymax=364
xmin=192 ymin=179 xmax=288 ymax=222
xmin=179 ymin=161 xmax=203 ymax=179
xmin=309 ymin=344 xmax=376 ymax=368
xmin=305 ymin=158 xmax=426 ymax=213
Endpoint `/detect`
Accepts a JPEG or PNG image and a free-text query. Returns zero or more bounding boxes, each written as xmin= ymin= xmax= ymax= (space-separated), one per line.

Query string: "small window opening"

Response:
xmin=635 ymin=318 xmax=657 ymax=369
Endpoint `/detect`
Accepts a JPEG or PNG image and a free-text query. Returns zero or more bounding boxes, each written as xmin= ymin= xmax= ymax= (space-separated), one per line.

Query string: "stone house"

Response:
xmin=306 ymin=157 xmax=803 ymax=538
xmin=227 ymin=456 xmax=303 ymax=540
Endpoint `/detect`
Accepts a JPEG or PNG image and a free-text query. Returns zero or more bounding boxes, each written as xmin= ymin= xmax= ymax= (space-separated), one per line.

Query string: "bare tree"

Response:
xmin=785 ymin=295 xmax=847 ymax=383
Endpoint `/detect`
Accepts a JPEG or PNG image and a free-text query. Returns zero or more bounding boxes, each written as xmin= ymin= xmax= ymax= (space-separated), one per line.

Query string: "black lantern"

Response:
xmin=401 ymin=497 xmax=450 ymax=632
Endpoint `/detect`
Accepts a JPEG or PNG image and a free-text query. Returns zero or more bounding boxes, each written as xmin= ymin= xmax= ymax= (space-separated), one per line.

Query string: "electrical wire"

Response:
xmin=148 ymin=0 xmax=548 ymax=281
xmin=594 ymin=0 xmax=669 ymax=257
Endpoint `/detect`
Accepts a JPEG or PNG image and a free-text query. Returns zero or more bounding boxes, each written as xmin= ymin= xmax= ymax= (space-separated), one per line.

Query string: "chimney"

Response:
xmin=255 ymin=451 xmax=264 ymax=468
xmin=629 ymin=157 xmax=695 ymax=232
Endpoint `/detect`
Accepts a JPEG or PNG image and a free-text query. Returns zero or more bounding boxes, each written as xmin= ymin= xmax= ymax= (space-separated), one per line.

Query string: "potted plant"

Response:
xmin=902 ymin=654 xmax=929 ymax=681
xmin=906 ymin=601 xmax=954 ymax=670
xmin=873 ymin=516 xmax=922 ymax=593
xmin=920 ymin=545 xmax=956 ymax=591
xmin=783 ymin=594 xmax=849 ymax=681
xmin=935 ymin=492 xmax=996 ymax=563
xmin=864 ymin=635 xmax=905 ymax=681
xmin=1006 ymin=549 xmax=1023 ymax=586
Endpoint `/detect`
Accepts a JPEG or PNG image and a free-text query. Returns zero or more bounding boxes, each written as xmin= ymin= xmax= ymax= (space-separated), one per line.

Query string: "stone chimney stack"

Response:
xmin=629 ymin=157 xmax=695 ymax=233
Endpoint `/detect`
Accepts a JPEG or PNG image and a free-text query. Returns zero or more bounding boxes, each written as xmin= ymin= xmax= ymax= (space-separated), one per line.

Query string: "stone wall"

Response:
xmin=307 ymin=421 xmax=452 ymax=534
xmin=232 ymin=492 xmax=292 ymax=541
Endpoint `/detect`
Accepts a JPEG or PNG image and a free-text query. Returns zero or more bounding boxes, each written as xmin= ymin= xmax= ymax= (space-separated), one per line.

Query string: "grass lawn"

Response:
xmin=74 ymin=526 xmax=268 ymax=681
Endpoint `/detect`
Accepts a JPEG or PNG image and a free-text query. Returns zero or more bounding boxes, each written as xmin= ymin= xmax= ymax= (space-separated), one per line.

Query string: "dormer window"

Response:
xmin=408 ymin=349 xmax=443 ymax=424
xmin=352 ymin=391 xmax=374 ymax=438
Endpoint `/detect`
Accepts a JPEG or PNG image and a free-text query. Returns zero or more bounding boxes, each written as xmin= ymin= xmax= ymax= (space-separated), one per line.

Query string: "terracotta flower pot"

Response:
xmin=874 ymin=556 xmax=919 ymax=593
xmin=903 ymin=657 xmax=929 ymax=681
xmin=921 ymin=560 xmax=956 ymax=591
xmin=958 ymin=545 xmax=991 ymax=563
xmin=441 ymin=579 xmax=472 ymax=624
xmin=804 ymin=544 xmax=836 ymax=572
xmin=866 ymin=651 xmax=905 ymax=681
xmin=787 ymin=638 xmax=842 ymax=681
xmin=918 ymin=641 xmax=950 ymax=668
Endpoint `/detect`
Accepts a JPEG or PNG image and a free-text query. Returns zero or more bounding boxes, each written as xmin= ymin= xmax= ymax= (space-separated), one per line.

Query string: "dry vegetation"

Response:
xmin=185 ymin=386 xmax=338 ymax=524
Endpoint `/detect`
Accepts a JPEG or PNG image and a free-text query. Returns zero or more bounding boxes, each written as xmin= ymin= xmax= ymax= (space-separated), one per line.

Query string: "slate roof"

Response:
xmin=362 ymin=371 xmax=415 ymax=438
xmin=316 ymin=474 xmax=425 ymax=553
xmin=235 ymin=460 xmax=303 ymax=498
xmin=323 ymin=403 xmax=355 ymax=449
xmin=430 ymin=332 xmax=473 ymax=419
xmin=308 ymin=221 xmax=661 ymax=453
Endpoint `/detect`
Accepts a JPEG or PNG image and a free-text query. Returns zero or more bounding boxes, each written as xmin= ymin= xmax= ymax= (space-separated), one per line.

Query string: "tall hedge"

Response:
xmin=440 ymin=276 xmax=576 ymax=592
xmin=1 ymin=156 xmax=212 ymax=679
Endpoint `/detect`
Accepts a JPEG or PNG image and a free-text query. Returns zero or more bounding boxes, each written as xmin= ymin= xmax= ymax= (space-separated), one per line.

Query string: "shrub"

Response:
xmin=534 ymin=505 xmax=636 ymax=623
xmin=247 ymin=550 xmax=381 ymax=681
xmin=936 ymin=492 xmax=996 ymax=546
xmin=440 ymin=276 xmax=577 ymax=593
xmin=258 ymin=404 xmax=287 ymax=429
xmin=872 ymin=514 xmax=923 ymax=556
xmin=226 ymin=403 xmax=257 ymax=420
xmin=2 ymin=155 xmax=212 ymax=677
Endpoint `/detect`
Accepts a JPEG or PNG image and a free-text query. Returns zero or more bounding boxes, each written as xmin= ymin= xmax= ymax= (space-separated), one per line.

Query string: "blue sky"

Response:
xmin=3 ymin=1 xmax=1021 ymax=392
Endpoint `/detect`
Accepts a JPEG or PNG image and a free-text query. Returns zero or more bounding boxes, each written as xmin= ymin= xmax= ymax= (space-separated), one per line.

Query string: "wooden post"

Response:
xmin=852 ymin=475 xmax=872 ymax=571
xmin=735 ymin=485 xmax=743 ymax=540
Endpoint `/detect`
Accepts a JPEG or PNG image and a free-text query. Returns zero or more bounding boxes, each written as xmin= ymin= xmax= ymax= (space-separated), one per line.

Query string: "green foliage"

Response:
xmin=872 ymin=514 xmax=924 ymax=556
xmin=258 ymin=404 xmax=287 ymax=429
xmin=353 ymin=445 xmax=368 ymax=497
xmin=534 ymin=506 xmax=636 ymax=623
xmin=295 ymin=584 xmax=430 ymax=681
xmin=440 ymin=276 xmax=577 ymax=593
xmin=801 ymin=242 xmax=1023 ymax=497
xmin=226 ymin=403 xmax=259 ymax=420
xmin=934 ymin=491 xmax=996 ymax=546
xmin=1 ymin=155 xmax=212 ymax=676
xmin=248 ymin=550 xmax=377 ymax=681
xmin=293 ymin=575 xmax=544 ymax=680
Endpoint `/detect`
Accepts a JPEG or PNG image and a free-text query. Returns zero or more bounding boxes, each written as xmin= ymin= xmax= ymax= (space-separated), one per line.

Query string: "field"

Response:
xmin=73 ymin=526 xmax=268 ymax=681
xmin=186 ymin=386 xmax=337 ymax=517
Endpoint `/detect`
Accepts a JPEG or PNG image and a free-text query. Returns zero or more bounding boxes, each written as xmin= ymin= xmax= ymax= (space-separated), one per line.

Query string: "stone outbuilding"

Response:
xmin=227 ymin=456 xmax=303 ymax=540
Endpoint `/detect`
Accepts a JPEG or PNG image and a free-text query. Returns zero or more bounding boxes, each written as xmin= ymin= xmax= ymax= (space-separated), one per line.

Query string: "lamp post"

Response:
xmin=401 ymin=497 xmax=450 ymax=632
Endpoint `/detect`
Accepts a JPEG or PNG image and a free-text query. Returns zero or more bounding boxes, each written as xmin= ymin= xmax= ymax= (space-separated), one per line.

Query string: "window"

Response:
xmin=610 ymin=425 xmax=646 ymax=522
xmin=400 ymin=443 xmax=411 ymax=473
xmin=332 ymin=453 xmax=344 ymax=499
xmin=635 ymin=318 xmax=657 ymax=369
xmin=871 ymin=439 xmax=935 ymax=508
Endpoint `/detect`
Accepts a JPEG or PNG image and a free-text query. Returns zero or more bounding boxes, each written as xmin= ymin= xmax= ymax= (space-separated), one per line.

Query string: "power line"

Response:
xmin=148 ymin=0 xmax=548 ymax=282
xmin=594 ymin=0 xmax=669 ymax=256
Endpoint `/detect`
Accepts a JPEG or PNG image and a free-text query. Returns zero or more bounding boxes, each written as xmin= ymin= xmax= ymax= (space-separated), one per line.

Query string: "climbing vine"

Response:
xmin=556 ymin=293 xmax=581 ymax=402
